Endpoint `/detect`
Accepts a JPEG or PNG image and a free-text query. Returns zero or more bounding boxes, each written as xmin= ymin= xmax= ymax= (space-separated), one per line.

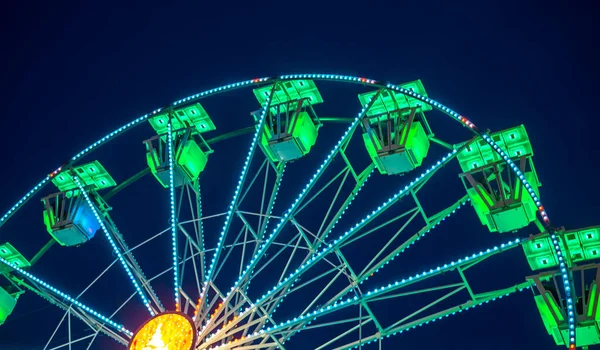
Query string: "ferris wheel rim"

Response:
xmin=0 ymin=73 xmax=575 ymax=349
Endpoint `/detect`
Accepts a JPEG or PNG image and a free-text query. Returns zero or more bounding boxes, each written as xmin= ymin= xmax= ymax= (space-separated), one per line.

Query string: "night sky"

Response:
xmin=1 ymin=1 xmax=599 ymax=349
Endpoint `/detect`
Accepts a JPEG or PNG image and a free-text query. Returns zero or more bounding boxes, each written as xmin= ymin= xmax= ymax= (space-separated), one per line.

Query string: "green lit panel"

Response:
xmin=253 ymin=80 xmax=323 ymax=111
xmin=467 ymin=178 xmax=537 ymax=233
xmin=578 ymin=227 xmax=600 ymax=260
xmin=457 ymin=125 xmax=535 ymax=173
xmin=589 ymin=283 xmax=598 ymax=319
xmin=261 ymin=112 xmax=319 ymax=162
xmin=0 ymin=286 xmax=17 ymax=325
xmin=358 ymin=80 xmax=432 ymax=117
xmin=456 ymin=138 xmax=500 ymax=172
xmin=0 ymin=243 xmax=31 ymax=272
xmin=43 ymin=210 xmax=63 ymax=243
xmin=404 ymin=121 xmax=430 ymax=168
xmin=520 ymin=171 xmax=541 ymax=217
xmin=563 ymin=230 xmax=586 ymax=264
xmin=560 ymin=324 xmax=600 ymax=348
xmin=259 ymin=127 xmax=279 ymax=163
xmin=523 ymin=228 xmax=600 ymax=271
xmin=146 ymin=149 xmax=162 ymax=186
xmin=500 ymin=126 xmax=534 ymax=158
xmin=534 ymin=294 xmax=564 ymax=345
xmin=291 ymin=112 xmax=318 ymax=152
xmin=466 ymin=186 xmax=493 ymax=229
xmin=148 ymin=103 xmax=216 ymax=135
xmin=523 ymin=237 xmax=560 ymax=270
xmin=176 ymin=140 xmax=208 ymax=181
xmin=363 ymin=122 xmax=430 ymax=175
xmin=363 ymin=121 xmax=430 ymax=175
xmin=148 ymin=139 xmax=209 ymax=188
xmin=490 ymin=171 xmax=539 ymax=233
xmin=51 ymin=161 xmax=117 ymax=192
xmin=469 ymin=171 xmax=539 ymax=233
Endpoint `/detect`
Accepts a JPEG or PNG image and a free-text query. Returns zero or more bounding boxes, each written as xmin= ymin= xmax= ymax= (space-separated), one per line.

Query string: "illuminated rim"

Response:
xmin=128 ymin=312 xmax=197 ymax=350
xmin=0 ymin=73 xmax=577 ymax=349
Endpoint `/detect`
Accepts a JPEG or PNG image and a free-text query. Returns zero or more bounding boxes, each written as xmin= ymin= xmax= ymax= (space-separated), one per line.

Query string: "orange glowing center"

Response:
xmin=129 ymin=313 xmax=195 ymax=350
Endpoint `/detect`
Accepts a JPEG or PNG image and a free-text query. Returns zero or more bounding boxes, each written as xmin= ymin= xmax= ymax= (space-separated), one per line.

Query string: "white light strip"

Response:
xmin=73 ymin=177 xmax=154 ymax=315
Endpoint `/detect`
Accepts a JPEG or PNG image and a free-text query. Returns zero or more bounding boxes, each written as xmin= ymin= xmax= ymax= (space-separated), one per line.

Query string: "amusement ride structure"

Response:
xmin=0 ymin=74 xmax=598 ymax=349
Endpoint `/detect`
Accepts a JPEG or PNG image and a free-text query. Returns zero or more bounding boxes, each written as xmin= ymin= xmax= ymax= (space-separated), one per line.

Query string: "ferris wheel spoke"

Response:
xmin=214 ymin=238 xmax=527 ymax=349
xmin=355 ymin=195 xmax=469 ymax=281
xmin=211 ymin=152 xmax=287 ymax=295
xmin=260 ymin=259 xmax=348 ymax=314
xmin=236 ymin=147 xmax=463 ymax=325
xmin=249 ymin=231 xmax=308 ymax=285
xmin=200 ymin=259 xmax=349 ymax=348
xmin=71 ymin=177 xmax=159 ymax=316
xmin=324 ymin=242 xmax=527 ymax=347
xmin=223 ymin=146 xmax=468 ymax=347
xmin=181 ymin=179 xmax=207 ymax=286
xmin=224 ymin=91 xmax=384 ymax=311
xmin=213 ymin=222 xmax=253 ymax=280
xmin=104 ymin=215 xmax=164 ymax=312
xmin=0 ymin=260 xmax=132 ymax=345
xmin=173 ymin=178 xmax=210 ymax=296
xmin=204 ymin=83 xmax=279 ymax=289
xmin=2 ymin=73 xmax=577 ymax=350
xmin=236 ymin=158 xmax=269 ymax=208
xmin=167 ymin=122 xmax=182 ymax=310
xmin=199 ymin=162 xmax=287 ymax=312
xmin=330 ymin=282 xmax=532 ymax=350
xmin=270 ymin=228 xmax=524 ymax=347
xmin=47 ymin=334 xmax=99 ymax=350
xmin=242 ymin=162 xmax=287 ymax=286
xmin=256 ymin=163 xmax=286 ymax=240
xmin=311 ymin=315 xmax=372 ymax=350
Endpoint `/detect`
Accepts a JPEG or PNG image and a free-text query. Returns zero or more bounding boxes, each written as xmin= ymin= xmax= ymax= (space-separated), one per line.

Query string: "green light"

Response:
xmin=260 ymin=111 xmax=319 ymax=162
xmin=0 ymin=243 xmax=30 ymax=325
xmin=253 ymin=80 xmax=323 ymax=113
xmin=462 ymin=125 xmax=541 ymax=233
xmin=176 ymin=140 xmax=208 ymax=181
xmin=523 ymin=226 xmax=600 ymax=270
xmin=457 ymin=125 xmax=533 ymax=173
xmin=0 ymin=243 xmax=31 ymax=273
xmin=51 ymin=161 xmax=117 ymax=192
xmin=358 ymin=80 xmax=432 ymax=116
xmin=362 ymin=118 xmax=430 ymax=175
xmin=146 ymin=136 xmax=210 ymax=188
xmin=0 ymin=286 xmax=17 ymax=325
xmin=149 ymin=103 xmax=216 ymax=135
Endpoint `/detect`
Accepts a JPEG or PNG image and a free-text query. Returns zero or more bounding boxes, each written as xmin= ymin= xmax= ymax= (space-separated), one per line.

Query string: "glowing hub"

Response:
xmin=129 ymin=313 xmax=196 ymax=350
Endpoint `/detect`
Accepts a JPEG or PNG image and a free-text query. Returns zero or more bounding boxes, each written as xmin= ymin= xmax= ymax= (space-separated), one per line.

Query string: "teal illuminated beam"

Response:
xmin=356 ymin=195 xmax=470 ymax=283
xmin=202 ymin=82 xmax=278 ymax=299
xmin=204 ymin=238 xmax=526 ymax=349
xmin=167 ymin=122 xmax=180 ymax=310
xmin=202 ymin=195 xmax=469 ymax=346
xmin=228 ymin=90 xmax=384 ymax=296
xmin=279 ymin=198 xmax=472 ymax=346
xmin=238 ymin=161 xmax=287 ymax=298
xmin=0 ymin=80 xmax=271 ymax=231
xmin=0 ymin=72 xmax=571 ymax=346
xmin=0 ymin=256 xmax=132 ymax=337
xmin=259 ymin=165 xmax=375 ymax=326
xmin=222 ymin=149 xmax=460 ymax=327
xmin=259 ymin=150 xmax=458 ymax=298
xmin=336 ymin=282 xmax=532 ymax=350
xmin=73 ymin=177 xmax=155 ymax=315
xmin=204 ymin=131 xmax=469 ymax=345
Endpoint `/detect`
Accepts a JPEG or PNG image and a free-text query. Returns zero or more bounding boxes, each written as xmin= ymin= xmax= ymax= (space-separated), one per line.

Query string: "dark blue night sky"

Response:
xmin=1 ymin=1 xmax=599 ymax=349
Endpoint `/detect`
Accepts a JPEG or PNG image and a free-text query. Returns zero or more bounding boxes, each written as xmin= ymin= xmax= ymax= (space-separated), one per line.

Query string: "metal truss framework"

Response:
xmin=0 ymin=74 xmax=568 ymax=349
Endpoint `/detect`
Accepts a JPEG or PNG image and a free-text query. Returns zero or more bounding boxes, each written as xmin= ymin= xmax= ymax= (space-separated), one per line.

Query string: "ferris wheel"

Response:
xmin=0 ymin=74 xmax=597 ymax=350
